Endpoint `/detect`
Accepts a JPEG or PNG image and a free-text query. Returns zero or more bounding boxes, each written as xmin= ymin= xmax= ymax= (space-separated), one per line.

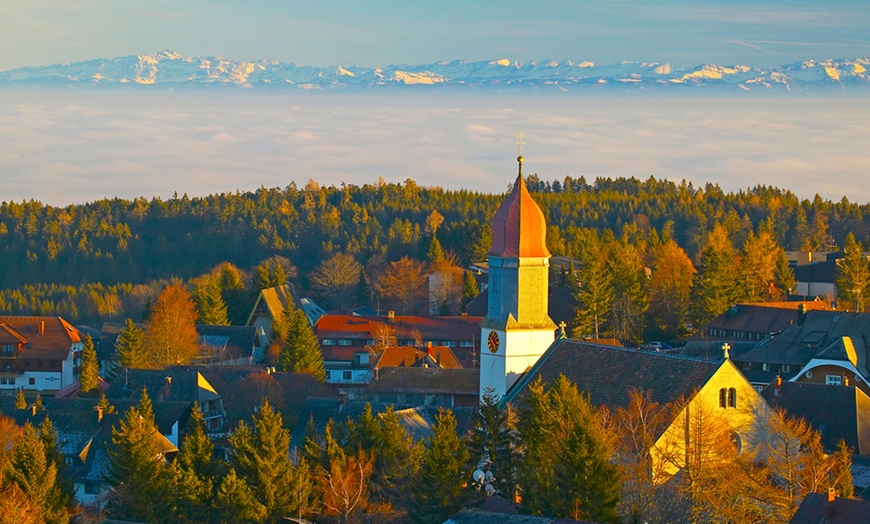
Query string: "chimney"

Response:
xmin=30 ymin=404 xmax=37 ymax=416
xmin=798 ymin=304 xmax=807 ymax=325
xmin=38 ymin=321 xmax=45 ymax=337
xmin=96 ymin=405 xmax=104 ymax=423
xmin=387 ymin=311 xmax=395 ymax=323
xmin=163 ymin=376 xmax=172 ymax=400
xmin=845 ymin=376 xmax=850 ymax=387
xmin=825 ymin=487 xmax=836 ymax=520
xmin=774 ymin=375 xmax=782 ymax=397
xmin=436 ymin=350 xmax=442 ymax=367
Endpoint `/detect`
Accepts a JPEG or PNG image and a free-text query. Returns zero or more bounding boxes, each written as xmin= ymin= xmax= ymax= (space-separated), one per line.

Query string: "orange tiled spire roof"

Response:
xmin=488 ymin=154 xmax=550 ymax=259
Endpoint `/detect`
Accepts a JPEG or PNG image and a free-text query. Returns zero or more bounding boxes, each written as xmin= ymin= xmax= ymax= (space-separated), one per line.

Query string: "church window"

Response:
xmin=727 ymin=387 xmax=737 ymax=408
xmin=719 ymin=388 xmax=726 ymax=408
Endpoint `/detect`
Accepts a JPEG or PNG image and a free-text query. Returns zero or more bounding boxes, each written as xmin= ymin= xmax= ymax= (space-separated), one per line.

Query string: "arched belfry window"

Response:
xmin=719 ymin=388 xmax=726 ymax=408
xmin=727 ymin=387 xmax=737 ymax=408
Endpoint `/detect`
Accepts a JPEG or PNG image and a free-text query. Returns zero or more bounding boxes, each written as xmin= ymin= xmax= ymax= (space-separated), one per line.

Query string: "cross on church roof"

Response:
xmin=722 ymin=342 xmax=731 ymax=360
xmin=559 ymin=321 xmax=567 ymax=339
xmin=516 ymin=131 xmax=525 ymax=157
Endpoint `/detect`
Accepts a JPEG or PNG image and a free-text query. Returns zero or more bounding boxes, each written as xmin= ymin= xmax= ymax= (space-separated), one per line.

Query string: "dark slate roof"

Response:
xmin=789 ymin=492 xmax=870 ymax=524
xmin=793 ymin=259 xmax=839 ymax=284
xmin=368 ymin=367 xmax=479 ymax=395
xmin=761 ymin=382 xmax=870 ymax=455
xmin=680 ymin=340 xmax=757 ymax=361
xmin=737 ymin=311 xmax=870 ymax=369
xmin=690 ymin=302 xmax=829 ymax=341
xmin=105 ymin=367 xmax=220 ymax=404
xmin=195 ymin=324 xmax=258 ymax=362
xmin=504 ymin=339 xmax=719 ymax=410
xmin=289 ymin=397 xmax=474 ymax=451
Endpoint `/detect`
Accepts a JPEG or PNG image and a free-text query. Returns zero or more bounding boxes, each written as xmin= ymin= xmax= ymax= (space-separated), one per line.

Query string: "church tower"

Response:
xmin=480 ymin=149 xmax=556 ymax=399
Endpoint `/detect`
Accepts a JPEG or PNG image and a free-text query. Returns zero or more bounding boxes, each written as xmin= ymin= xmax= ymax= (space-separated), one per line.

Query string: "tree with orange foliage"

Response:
xmin=648 ymin=240 xmax=695 ymax=338
xmin=377 ymin=257 xmax=427 ymax=315
xmin=141 ymin=282 xmax=200 ymax=368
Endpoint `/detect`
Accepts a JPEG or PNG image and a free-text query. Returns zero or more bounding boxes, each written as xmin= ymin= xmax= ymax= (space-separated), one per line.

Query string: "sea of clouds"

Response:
xmin=2 ymin=90 xmax=869 ymax=206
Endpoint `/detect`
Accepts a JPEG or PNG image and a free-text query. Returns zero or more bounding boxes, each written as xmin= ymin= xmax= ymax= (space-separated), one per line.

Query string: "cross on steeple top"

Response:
xmin=558 ymin=321 xmax=567 ymax=339
xmin=516 ymin=131 xmax=525 ymax=157
xmin=722 ymin=342 xmax=731 ymax=360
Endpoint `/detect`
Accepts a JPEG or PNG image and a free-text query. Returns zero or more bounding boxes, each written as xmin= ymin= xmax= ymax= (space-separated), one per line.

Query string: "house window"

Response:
xmin=322 ymin=339 xmax=336 ymax=346
xmin=781 ymin=364 xmax=791 ymax=373
xmin=2 ymin=344 xmax=14 ymax=354
xmin=342 ymin=371 xmax=352 ymax=381
xmin=325 ymin=370 xmax=332 ymax=381
xmin=826 ymin=375 xmax=842 ymax=386
xmin=762 ymin=363 xmax=770 ymax=372
xmin=719 ymin=388 xmax=726 ymax=408
xmin=29 ymin=378 xmax=35 ymax=385
xmin=8 ymin=378 xmax=14 ymax=385
xmin=461 ymin=340 xmax=474 ymax=347
xmin=366 ymin=339 xmax=375 ymax=346
xmin=85 ymin=483 xmax=102 ymax=495
xmin=0 ymin=378 xmax=6 ymax=385
xmin=444 ymin=341 xmax=456 ymax=347
xmin=338 ymin=339 xmax=352 ymax=346
xmin=728 ymin=388 xmax=737 ymax=408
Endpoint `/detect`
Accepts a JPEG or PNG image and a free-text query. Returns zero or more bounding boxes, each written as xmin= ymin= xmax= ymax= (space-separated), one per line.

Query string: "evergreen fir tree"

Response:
xmin=427 ymin=234 xmax=445 ymax=265
xmin=409 ymin=408 xmax=470 ymax=524
xmin=467 ymin=386 xmax=519 ymax=501
xmin=3 ymin=423 xmax=69 ymax=524
xmin=774 ymin=249 xmax=798 ymax=299
xmin=691 ymin=225 xmax=741 ymax=328
xmin=355 ymin=267 xmax=371 ymax=307
xmin=15 ymin=388 xmax=26 ymax=410
xmin=836 ymin=232 xmax=870 ymax=311
xmin=517 ymin=375 xmax=620 ymax=523
xmin=573 ymin=236 xmax=614 ymax=340
xmin=34 ymin=394 xmax=42 ymax=411
xmin=78 ymin=334 xmax=99 ymax=396
xmin=230 ymin=399 xmax=313 ymax=520
xmin=280 ymin=309 xmax=325 ymax=381
xmin=460 ymin=270 xmax=479 ymax=312
xmin=115 ymin=317 xmax=145 ymax=369
xmin=193 ymin=276 xmax=230 ymax=326
xmin=831 ymin=440 xmax=854 ymax=499
xmin=213 ymin=468 xmax=268 ymax=523
xmin=105 ymin=388 xmax=174 ymax=522
xmin=172 ymin=403 xmax=217 ymax=523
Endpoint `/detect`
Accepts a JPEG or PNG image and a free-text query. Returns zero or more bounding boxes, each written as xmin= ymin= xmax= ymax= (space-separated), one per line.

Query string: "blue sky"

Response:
xmin=3 ymin=0 xmax=869 ymax=71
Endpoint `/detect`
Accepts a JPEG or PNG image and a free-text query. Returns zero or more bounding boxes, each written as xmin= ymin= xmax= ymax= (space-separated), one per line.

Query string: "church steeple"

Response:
xmin=479 ymin=138 xmax=556 ymax=400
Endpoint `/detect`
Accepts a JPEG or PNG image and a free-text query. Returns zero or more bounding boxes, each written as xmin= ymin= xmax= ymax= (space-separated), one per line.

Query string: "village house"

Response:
xmin=313 ymin=313 xmax=481 ymax=384
xmin=762 ymin=380 xmax=870 ymax=455
xmin=0 ymin=316 xmax=84 ymax=394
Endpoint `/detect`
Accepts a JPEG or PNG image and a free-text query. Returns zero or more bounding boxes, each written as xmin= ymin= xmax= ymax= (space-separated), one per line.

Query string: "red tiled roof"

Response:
xmin=489 ymin=174 xmax=550 ymax=259
xmin=314 ymin=314 xmax=482 ymax=342
xmin=0 ymin=316 xmax=82 ymax=360
xmin=374 ymin=345 xmax=462 ymax=370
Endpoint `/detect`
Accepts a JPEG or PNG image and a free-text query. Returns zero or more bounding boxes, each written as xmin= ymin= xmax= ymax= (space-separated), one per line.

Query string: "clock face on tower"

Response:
xmin=487 ymin=331 xmax=500 ymax=353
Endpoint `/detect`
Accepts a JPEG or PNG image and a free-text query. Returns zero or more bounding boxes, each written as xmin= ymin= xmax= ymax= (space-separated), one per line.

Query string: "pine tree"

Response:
xmin=230 ymin=399 xmax=313 ymax=521
xmin=460 ymin=270 xmax=479 ymax=312
xmin=831 ymin=440 xmax=854 ymax=499
xmin=691 ymin=225 xmax=741 ymax=328
xmin=105 ymin=388 xmax=174 ymax=522
xmin=172 ymin=403 xmax=217 ymax=523
xmin=78 ymin=334 xmax=99 ymax=396
xmin=836 ymin=232 xmax=870 ymax=311
xmin=14 ymin=388 xmax=26 ymax=410
xmin=213 ymin=468 xmax=268 ymax=523
xmin=280 ymin=309 xmax=326 ymax=381
xmin=3 ymin=423 xmax=70 ymax=524
xmin=409 ymin=408 xmax=470 ymax=524
xmin=517 ymin=375 xmax=620 ymax=523
xmin=608 ymin=240 xmax=649 ymax=344
xmin=192 ymin=276 xmax=229 ymax=326
xmin=774 ymin=249 xmax=798 ymax=299
xmin=427 ymin=234 xmax=445 ymax=265
xmin=142 ymin=282 xmax=200 ymax=368
xmin=573 ymin=236 xmax=614 ymax=340
xmin=466 ymin=386 xmax=519 ymax=501
xmin=355 ymin=268 xmax=371 ymax=308
xmin=115 ymin=317 xmax=145 ymax=369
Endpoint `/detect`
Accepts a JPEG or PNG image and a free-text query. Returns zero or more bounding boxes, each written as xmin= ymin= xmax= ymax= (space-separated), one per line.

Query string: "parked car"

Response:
xmin=642 ymin=341 xmax=672 ymax=352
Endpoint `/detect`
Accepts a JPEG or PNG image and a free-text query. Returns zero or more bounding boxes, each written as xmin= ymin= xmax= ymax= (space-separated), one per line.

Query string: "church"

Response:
xmin=479 ymin=151 xmax=557 ymax=399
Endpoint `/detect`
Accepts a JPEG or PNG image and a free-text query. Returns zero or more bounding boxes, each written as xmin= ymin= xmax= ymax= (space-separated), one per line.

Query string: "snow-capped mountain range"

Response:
xmin=2 ymin=50 xmax=868 ymax=92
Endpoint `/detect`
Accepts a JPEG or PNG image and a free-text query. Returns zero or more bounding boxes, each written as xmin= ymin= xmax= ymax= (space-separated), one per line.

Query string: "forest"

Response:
xmin=1 ymin=175 xmax=868 ymax=342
